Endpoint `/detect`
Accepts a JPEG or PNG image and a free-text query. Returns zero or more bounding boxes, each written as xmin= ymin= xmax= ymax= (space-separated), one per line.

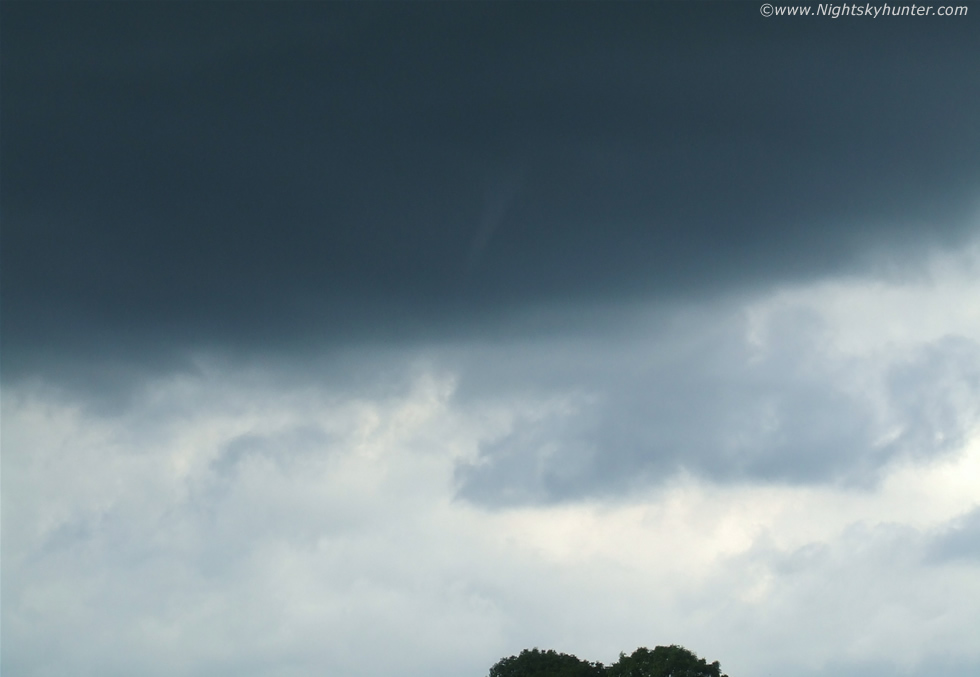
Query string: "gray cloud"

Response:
xmin=793 ymin=659 xmax=980 ymax=677
xmin=4 ymin=351 xmax=979 ymax=677
xmin=3 ymin=4 xmax=980 ymax=676
xmin=210 ymin=426 xmax=332 ymax=478
xmin=455 ymin=306 xmax=980 ymax=505
xmin=927 ymin=506 xmax=980 ymax=564
xmin=3 ymin=2 xmax=979 ymax=384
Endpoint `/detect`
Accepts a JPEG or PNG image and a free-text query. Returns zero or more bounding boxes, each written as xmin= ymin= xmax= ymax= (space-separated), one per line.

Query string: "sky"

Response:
xmin=2 ymin=2 xmax=980 ymax=676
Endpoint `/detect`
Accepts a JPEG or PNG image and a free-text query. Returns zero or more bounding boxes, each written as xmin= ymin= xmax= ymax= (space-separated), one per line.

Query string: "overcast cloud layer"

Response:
xmin=2 ymin=2 xmax=979 ymax=677
xmin=4 ymin=2 xmax=980 ymax=372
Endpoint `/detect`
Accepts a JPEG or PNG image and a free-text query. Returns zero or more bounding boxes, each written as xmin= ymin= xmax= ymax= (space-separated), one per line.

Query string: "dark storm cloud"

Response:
xmin=3 ymin=2 xmax=979 ymax=378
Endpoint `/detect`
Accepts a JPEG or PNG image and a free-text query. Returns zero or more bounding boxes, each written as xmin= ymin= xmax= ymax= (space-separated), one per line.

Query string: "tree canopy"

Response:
xmin=489 ymin=648 xmax=605 ymax=677
xmin=487 ymin=645 xmax=727 ymax=677
xmin=607 ymin=646 xmax=727 ymax=677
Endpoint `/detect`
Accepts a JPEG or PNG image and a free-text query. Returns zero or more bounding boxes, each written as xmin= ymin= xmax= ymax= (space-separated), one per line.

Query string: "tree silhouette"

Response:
xmin=487 ymin=645 xmax=727 ymax=677
xmin=489 ymin=648 xmax=606 ymax=677
xmin=607 ymin=646 xmax=727 ymax=677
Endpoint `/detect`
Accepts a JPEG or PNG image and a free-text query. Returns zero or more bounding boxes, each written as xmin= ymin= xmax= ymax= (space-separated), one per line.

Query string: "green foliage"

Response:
xmin=607 ymin=646 xmax=727 ymax=677
xmin=487 ymin=645 xmax=727 ymax=677
xmin=488 ymin=648 xmax=606 ymax=677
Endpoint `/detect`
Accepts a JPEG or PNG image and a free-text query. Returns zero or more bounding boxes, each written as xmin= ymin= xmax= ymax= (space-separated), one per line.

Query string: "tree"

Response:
xmin=607 ymin=645 xmax=728 ymax=677
xmin=486 ymin=645 xmax=727 ymax=677
xmin=488 ymin=648 xmax=606 ymax=677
